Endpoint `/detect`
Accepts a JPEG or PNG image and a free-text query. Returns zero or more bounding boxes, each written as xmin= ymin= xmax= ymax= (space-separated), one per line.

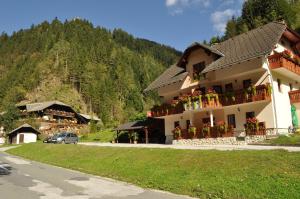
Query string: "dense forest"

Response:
xmin=208 ymin=0 xmax=300 ymax=44
xmin=0 ymin=18 xmax=181 ymax=127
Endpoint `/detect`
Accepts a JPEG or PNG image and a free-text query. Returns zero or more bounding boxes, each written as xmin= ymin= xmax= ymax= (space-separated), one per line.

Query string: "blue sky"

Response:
xmin=0 ymin=0 xmax=244 ymax=51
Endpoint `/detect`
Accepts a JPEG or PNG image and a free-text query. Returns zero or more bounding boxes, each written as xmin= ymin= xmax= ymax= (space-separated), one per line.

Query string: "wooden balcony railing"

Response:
xmin=289 ymin=90 xmax=300 ymax=104
xmin=149 ymin=84 xmax=272 ymax=117
xmin=268 ymin=54 xmax=300 ymax=75
xmin=44 ymin=109 xmax=75 ymax=118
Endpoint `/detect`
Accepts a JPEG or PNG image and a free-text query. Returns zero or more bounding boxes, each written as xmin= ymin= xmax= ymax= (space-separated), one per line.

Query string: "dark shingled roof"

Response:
xmin=202 ymin=22 xmax=287 ymax=73
xmin=115 ymin=120 xmax=147 ymax=131
xmin=144 ymin=65 xmax=188 ymax=92
xmin=145 ymin=21 xmax=287 ymax=92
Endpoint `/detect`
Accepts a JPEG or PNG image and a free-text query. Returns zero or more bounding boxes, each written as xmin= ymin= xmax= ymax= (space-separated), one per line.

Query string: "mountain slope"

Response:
xmin=0 ymin=18 xmax=181 ymax=125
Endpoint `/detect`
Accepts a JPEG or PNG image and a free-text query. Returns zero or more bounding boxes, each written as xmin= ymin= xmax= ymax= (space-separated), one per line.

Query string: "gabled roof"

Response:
xmin=145 ymin=21 xmax=292 ymax=92
xmin=144 ymin=65 xmax=188 ymax=92
xmin=202 ymin=21 xmax=287 ymax=73
xmin=7 ymin=123 xmax=40 ymax=135
xmin=177 ymin=42 xmax=224 ymax=67
xmin=18 ymin=101 xmax=71 ymax=112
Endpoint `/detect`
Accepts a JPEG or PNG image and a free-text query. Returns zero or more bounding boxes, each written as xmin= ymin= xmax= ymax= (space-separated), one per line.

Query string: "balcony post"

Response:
xmin=210 ymin=110 xmax=214 ymax=127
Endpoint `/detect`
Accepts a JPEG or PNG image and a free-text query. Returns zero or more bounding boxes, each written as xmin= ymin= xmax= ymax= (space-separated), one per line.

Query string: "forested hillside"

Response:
xmin=208 ymin=0 xmax=300 ymax=44
xmin=0 ymin=18 xmax=181 ymax=126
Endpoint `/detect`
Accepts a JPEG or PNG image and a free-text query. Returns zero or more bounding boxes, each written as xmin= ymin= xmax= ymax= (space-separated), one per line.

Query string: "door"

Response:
xmin=19 ymin=134 xmax=24 ymax=144
xmin=66 ymin=133 xmax=71 ymax=143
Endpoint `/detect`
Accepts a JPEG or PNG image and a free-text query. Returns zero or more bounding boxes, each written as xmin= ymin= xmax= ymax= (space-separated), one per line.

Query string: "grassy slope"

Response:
xmin=8 ymin=143 xmax=300 ymax=199
xmin=265 ymin=134 xmax=300 ymax=146
xmin=79 ymin=130 xmax=115 ymax=142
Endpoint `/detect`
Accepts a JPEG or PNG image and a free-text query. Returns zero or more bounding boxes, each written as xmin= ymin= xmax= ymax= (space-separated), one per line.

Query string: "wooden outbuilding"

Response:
xmin=7 ymin=124 xmax=40 ymax=144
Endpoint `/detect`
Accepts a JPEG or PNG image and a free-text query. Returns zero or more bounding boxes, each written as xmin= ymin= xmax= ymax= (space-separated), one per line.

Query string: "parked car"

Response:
xmin=51 ymin=132 xmax=78 ymax=144
xmin=43 ymin=136 xmax=53 ymax=143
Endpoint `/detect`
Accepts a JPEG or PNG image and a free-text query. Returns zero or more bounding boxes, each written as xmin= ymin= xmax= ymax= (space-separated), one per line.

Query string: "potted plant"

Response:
xmin=173 ymin=126 xmax=182 ymax=140
xmin=189 ymin=126 xmax=197 ymax=139
xmin=179 ymin=94 xmax=191 ymax=111
xmin=216 ymin=121 xmax=227 ymax=137
xmin=266 ymin=83 xmax=272 ymax=96
xmin=244 ymin=117 xmax=259 ymax=135
xmin=202 ymin=123 xmax=211 ymax=138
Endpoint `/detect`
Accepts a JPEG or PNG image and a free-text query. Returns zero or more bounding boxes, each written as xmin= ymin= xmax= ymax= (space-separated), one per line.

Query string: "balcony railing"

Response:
xmin=44 ymin=109 xmax=75 ymax=118
xmin=268 ymin=53 xmax=300 ymax=75
xmin=289 ymin=90 xmax=300 ymax=104
xmin=150 ymin=84 xmax=272 ymax=117
xmin=172 ymin=122 xmax=266 ymax=140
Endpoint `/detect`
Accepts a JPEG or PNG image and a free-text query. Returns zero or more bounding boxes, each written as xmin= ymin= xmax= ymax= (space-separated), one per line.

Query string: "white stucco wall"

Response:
xmin=223 ymin=102 xmax=274 ymax=131
xmin=270 ymin=72 xmax=293 ymax=130
xmin=16 ymin=133 xmax=37 ymax=144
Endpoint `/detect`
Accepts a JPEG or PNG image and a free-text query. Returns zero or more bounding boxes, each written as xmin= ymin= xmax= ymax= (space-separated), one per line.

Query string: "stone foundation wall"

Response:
xmin=172 ymin=135 xmax=266 ymax=146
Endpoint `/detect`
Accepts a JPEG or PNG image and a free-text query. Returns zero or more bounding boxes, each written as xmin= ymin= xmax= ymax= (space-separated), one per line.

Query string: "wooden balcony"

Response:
xmin=44 ymin=109 xmax=75 ymax=118
xmin=172 ymin=122 xmax=266 ymax=140
xmin=150 ymin=84 xmax=272 ymax=117
xmin=268 ymin=54 xmax=300 ymax=76
xmin=289 ymin=90 xmax=300 ymax=104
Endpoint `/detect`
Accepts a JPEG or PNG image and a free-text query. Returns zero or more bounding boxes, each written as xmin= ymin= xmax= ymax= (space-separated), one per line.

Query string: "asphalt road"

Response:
xmin=0 ymin=149 xmax=193 ymax=199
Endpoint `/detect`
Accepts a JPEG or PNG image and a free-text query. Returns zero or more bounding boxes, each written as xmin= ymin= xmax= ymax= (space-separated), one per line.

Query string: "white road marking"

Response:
xmin=5 ymin=156 xmax=31 ymax=165
xmin=66 ymin=177 xmax=144 ymax=197
xmin=29 ymin=180 xmax=87 ymax=199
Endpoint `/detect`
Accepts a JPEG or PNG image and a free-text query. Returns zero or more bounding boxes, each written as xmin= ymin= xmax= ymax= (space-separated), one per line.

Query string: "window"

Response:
xmin=227 ymin=114 xmax=236 ymax=128
xmin=289 ymin=83 xmax=293 ymax=91
xmin=186 ymin=120 xmax=190 ymax=129
xmin=246 ymin=112 xmax=255 ymax=119
xmin=277 ymin=79 xmax=282 ymax=92
xmin=213 ymin=85 xmax=223 ymax=94
xmin=174 ymin=121 xmax=180 ymax=128
xmin=199 ymin=87 xmax=206 ymax=94
xmin=225 ymin=83 xmax=233 ymax=92
xmin=243 ymin=79 xmax=252 ymax=89
xmin=193 ymin=62 xmax=206 ymax=80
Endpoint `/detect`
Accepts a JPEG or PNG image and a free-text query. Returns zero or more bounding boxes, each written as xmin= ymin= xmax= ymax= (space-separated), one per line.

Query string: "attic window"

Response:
xmin=193 ymin=62 xmax=206 ymax=81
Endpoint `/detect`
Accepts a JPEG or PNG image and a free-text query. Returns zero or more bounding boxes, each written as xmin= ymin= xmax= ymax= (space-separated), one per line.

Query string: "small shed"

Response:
xmin=7 ymin=124 xmax=40 ymax=144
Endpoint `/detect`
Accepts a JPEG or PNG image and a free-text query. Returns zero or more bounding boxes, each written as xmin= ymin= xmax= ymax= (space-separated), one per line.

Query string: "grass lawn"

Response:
xmin=265 ymin=134 xmax=300 ymax=146
xmin=79 ymin=129 xmax=115 ymax=142
xmin=7 ymin=143 xmax=300 ymax=199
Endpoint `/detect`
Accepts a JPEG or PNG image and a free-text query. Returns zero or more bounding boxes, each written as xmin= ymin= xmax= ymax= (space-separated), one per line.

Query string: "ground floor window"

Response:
xmin=186 ymin=120 xmax=190 ymax=129
xmin=246 ymin=111 xmax=255 ymax=119
xmin=174 ymin=121 xmax=180 ymax=128
xmin=227 ymin=114 xmax=236 ymax=128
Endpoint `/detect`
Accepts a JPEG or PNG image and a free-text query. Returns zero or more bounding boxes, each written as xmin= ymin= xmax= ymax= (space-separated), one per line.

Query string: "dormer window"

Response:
xmin=193 ymin=62 xmax=206 ymax=81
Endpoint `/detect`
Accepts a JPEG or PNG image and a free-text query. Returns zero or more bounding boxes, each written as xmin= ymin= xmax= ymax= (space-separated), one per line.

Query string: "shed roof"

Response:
xmin=115 ymin=120 xmax=147 ymax=131
xmin=7 ymin=124 xmax=40 ymax=135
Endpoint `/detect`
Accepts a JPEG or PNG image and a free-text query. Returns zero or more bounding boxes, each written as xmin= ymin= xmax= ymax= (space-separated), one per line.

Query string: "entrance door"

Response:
xmin=19 ymin=134 xmax=24 ymax=144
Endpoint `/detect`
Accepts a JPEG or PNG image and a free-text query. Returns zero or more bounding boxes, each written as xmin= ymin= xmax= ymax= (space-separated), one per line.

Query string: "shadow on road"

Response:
xmin=0 ymin=162 xmax=12 ymax=176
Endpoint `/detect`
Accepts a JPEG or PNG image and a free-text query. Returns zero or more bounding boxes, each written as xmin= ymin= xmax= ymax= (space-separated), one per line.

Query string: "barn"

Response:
xmin=7 ymin=124 xmax=40 ymax=144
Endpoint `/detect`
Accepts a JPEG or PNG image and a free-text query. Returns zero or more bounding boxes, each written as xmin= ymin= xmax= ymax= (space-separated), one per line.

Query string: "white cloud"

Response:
xmin=211 ymin=9 xmax=237 ymax=33
xmin=166 ymin=0 xmax=211 ymax=15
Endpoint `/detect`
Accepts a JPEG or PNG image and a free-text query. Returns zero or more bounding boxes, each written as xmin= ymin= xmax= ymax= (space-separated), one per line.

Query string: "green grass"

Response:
xmin=266 ymin=134 xmax=300 ymax=146
xmin=7 ymin=143 xmax=300 ymax=199
xmin=79 ymin=129 xmax=115 ymax=142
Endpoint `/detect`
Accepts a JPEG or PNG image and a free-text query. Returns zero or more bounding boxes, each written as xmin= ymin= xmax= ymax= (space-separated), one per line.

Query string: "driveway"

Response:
xmin=0 ymin=149 xmax=193 ymax=199
xmin=79 ymin=142 xmax=300 ymax=152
